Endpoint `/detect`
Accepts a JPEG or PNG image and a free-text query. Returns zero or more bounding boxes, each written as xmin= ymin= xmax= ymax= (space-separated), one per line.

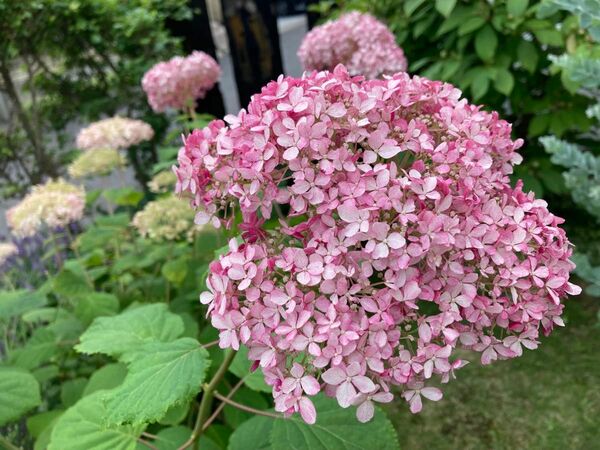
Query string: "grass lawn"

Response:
xmin=386 ymin=296 xmax=600 ymax=450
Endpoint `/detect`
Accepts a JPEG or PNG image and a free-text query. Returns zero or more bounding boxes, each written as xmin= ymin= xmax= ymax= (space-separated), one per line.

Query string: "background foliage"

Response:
xmin=0 ymin=0 xmax=190 ymax=196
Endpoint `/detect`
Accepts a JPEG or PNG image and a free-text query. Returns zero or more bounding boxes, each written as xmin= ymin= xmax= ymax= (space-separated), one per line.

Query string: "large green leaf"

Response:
xmin=435 ymin=0 xmax=456 ymax=17
xmin=0 ymin=289 xmax=46 ymax=320
xmin=10 ymin=327 xmax=58 ymax=370
xmin=228 ymin=395 xmax=399 ymax=450
xmin=27 ymin=410 xmax=64 ymax=438
xmin=0 ymin=366 xmax=42 ymax=426
xmin=83 ymin=363 xmax=127 ymax=396
xmin=52 ymin=266 xmax=93 ymax=297
xmin=103 ymin=338 xmax=211 ymax=425
xmin=74 ymin=292 xmax=120 ymax=325
xmin=229 ymin=346 xmax=271 ymax=393
xmin=475 ymin=25 xmax=497 ymax=62
xmin=48 ymin=391 xmax=143 ymax=450
xmin=76 ymin=303 xmax=184 ymax=357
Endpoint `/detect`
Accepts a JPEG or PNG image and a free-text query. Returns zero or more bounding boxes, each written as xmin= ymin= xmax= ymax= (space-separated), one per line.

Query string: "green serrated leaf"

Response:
xmin=475 ymin=25 xmax=498 ymax=62
xmin=162 ymin=256 xmax=189 ymax=286
xmin=76 ymin=303 xmax=184 ymax=357
xmin=228 ymin=395 xmax=400 ymax=450
xmin=83 ymin=363 xmax=128 ymax=397
xmin=10 ymin=327 xmax=58 ymax=370
xmin=103 ymin=338 xmax=211 ymax=425
xmin=61 ymin=378 xmax=88 ymax=408
xmin=48 ymin=391 xmax=143 ymax=450
xmin=0 ymin=366 xmax=42 ymax=426
xmin=27 ymin=410 xmax=64 ymax=439
xmin=435 ymin=0 xmax=456 ymax=18
xmin=53 ymin=267 xmax=93 ymax=297
xmin=0 ymin=290 xmax=47 ymax=320
xmin=74 ymin=292 xmax=120 ymax=325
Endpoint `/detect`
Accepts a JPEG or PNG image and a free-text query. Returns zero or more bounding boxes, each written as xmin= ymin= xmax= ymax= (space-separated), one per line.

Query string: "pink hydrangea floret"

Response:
xmin=142 ymin=51 xmax=221 ymax=112
xmin=175 ymin=65 xmax=581 ymax=424
xmin=298 ymin=12 xmax=407 ymax=79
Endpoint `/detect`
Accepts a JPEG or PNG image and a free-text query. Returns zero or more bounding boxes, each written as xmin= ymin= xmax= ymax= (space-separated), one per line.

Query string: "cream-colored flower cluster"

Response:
xmin=7 ymin=179 xmax=86 ymax=238
xmin=132 ymin=195 xmax=198 ymax=242
xmin=0 ymin=242 xmax=17 ymax=266
xmin=76 ymin=116 xmax=154 ymax=151
xmin=68 ymin=148 xmax=126 ymax=179
xmin=147 ymin=170 xmax=177 ymax=193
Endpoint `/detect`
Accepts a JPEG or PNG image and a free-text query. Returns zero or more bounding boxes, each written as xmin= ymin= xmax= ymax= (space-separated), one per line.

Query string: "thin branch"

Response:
xmin=177 ymin=349 xmax=237 ymax=450
xmin=201 ymin=379 xmax=245 ymax=431
xmin=141 ymin=432 xmax=160 ymax=440
xmin=0 ymin=435 xmax=21 ymax=450
xmin=137 ymin=438 xmax=159 ymax=450
xmin=213 ymin=392 xmax=282 ymax=419
xmin=201 ymin=339 xmax=219 ymax=349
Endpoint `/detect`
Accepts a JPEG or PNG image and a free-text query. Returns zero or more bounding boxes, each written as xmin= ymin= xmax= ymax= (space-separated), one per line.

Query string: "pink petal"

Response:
xmin=409 ymin=394 xmax=422 ymax=413
xmin=338 ymin=203 xmax=359 ymax=223
xmin=321 ymin=367 xmax=346 ymax=385
xmin=356 ymin=400 xmax=374 ymax=423
xmin=301 ymin=376 xmax=321 ymax=396
xmin=421 ymin=387 xmax=443 ymax=401
xmin=298 ymin=397 xmax=317 ymax=424
xmin=387 ymin=232 xmax=406 ymax=249
xmin=336 ymin=381 xmax=357 ymax=408
xmin=352 ymin=376 xmax=376 ymax=394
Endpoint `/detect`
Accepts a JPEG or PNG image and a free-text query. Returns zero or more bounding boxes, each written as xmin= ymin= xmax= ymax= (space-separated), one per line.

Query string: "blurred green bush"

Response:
xmin=0 ymin=0 xmax=190 ymax=197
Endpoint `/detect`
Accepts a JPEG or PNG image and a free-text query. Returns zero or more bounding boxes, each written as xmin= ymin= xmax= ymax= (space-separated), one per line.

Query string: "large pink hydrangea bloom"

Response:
xmin=175 ymin=65 xmax=580 ymax=424
xmin=142 ymin=51 xmax=221 ymax=112
xmin=298 ymin=12 xmax=407 ymax=79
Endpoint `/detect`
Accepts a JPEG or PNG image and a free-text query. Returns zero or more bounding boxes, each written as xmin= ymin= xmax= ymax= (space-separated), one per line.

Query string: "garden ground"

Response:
xmin=387 ymin=296 xmax=600 ymax=450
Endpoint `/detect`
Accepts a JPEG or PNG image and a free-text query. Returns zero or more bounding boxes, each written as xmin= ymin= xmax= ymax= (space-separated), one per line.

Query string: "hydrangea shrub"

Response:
xmin=142 ymin=51 xmax=221 ymax=112
xmin=175 ymin=65 xmax=580 ymax=424
xmin=7 ymin=179 xmax=86 ymax=238
xmin=76 ymin=116 xmax=154 ymax=151
xmin=298 ymin=12 xmax=407 ymax=79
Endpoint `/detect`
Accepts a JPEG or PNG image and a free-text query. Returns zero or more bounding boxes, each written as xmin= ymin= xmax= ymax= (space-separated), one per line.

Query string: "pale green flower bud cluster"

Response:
xmin=7 ymin=179 xmax=86 ymax=238
xmin=68 ymin=148 xmax=126 ymax=179
xmin=132 ymin=195 xmax=198 ymax=242
xmin=147 ymin=170 xmax=177 ymax=194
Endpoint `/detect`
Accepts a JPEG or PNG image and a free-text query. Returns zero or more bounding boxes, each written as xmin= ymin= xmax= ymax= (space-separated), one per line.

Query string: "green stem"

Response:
xmin=0 ymin=434 xmax=20 ymax=450
xmin=178 ymin=349 xmax=236 ymax=450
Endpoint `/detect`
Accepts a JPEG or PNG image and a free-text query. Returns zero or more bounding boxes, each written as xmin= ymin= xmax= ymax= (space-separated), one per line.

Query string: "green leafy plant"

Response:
xmin=0 ymin=0 xmax=189 ymax=197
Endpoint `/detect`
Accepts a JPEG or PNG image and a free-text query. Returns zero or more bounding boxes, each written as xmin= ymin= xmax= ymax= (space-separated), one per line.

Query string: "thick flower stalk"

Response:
xmin=68 ymin=148 xmax=126 ymax=179
xmin=175 ymin=65 xmax=580 ymax=424
xmin=148 ymin=170 xmax=178 ymax=194
xmin=298 ymin=12 xmax=407 ymax=79
xmin=142 ymin=51 xmax=221 ymax=112
xmin=132 ymin=195 xmax=199 ymax=242
xmin=7 ymin=179 xmax=86 ymax=238
xmin=76 ymin=116 xmax=154 ymax=151
xmin=0 ymin=242 xmax=18 ymax=268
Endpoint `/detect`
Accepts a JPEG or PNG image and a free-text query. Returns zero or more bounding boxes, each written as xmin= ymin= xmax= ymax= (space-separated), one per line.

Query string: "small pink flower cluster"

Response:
xmin=76 ymin=116 xmax=154 ymax=151
xmin=298 ymin=12 xmax=407 ymax=79
xmin=175 ymin=65 xmax=580 ymax=424
xmin=142 ymin=51 xmax=221 ymax=112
